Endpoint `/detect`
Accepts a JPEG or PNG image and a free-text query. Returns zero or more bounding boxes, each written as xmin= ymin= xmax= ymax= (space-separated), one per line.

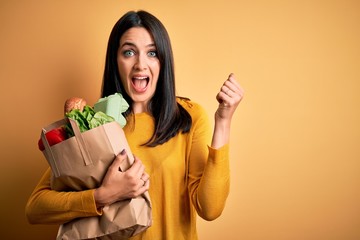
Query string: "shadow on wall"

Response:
xmin=1 ymin=147 xmax=59 ymax=239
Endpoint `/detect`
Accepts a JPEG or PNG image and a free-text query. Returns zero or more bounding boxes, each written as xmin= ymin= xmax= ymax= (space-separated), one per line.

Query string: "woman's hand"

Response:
xmin=211 ymin=73 xmax=244 ymax=149
xmin=94 ymin=150 xmax=150 ymax=208
xmin=215 ymin=73 xmax=244 ymax=124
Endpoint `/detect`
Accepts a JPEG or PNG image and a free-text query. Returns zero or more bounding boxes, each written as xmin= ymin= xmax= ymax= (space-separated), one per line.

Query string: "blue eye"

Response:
xmin=123 ymin=50 xmax=135 ymax=57
xmin=148 ymin=51 xmax=157 ymax=57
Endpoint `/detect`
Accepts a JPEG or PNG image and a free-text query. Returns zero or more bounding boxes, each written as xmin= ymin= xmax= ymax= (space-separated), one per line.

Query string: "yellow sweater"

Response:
xmin=26 ymin=98 xmax=230 ymax=240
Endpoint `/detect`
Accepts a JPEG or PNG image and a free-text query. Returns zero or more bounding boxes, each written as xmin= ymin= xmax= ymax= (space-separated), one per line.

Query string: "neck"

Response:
xmin=132 ymin=101 xmax=149 ymax=114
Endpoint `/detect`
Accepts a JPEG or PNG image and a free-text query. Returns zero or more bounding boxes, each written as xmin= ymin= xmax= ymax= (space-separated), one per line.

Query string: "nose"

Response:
xmin=134 ymin=53 xmax=147 ymax=70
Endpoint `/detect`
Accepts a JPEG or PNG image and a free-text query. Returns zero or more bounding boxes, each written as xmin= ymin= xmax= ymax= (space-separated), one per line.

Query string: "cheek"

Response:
xmin=151 ymin=61 xmax=161 ymax=76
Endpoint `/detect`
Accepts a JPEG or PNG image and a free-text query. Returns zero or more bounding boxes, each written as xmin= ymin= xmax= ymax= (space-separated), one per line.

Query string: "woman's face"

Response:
xmin=117 ymin=27 xmax=160 ymax=113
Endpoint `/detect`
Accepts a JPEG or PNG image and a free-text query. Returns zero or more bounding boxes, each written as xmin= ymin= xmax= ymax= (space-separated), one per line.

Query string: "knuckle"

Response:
xmin=125 ymin=173 xmax=137 ymax=183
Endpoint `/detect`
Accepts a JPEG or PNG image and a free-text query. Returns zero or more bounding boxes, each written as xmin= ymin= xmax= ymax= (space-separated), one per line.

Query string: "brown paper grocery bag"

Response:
xmin=40 ymin=118 xmax=152 ymax=239
xmin=58 ymin=195 xmax=151 ymax=240
xmin=41 ymin=118 xmax=134 ymax=190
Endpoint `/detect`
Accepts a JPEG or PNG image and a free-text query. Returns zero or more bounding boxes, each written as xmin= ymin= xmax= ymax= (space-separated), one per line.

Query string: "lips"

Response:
xmin=131 ymin=75 xmax=149 ymax=93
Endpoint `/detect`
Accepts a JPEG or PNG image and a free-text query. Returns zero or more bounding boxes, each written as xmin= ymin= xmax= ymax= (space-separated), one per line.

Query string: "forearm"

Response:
xmin=25 ymin=168 xmax=101 ymax=225
xmin=211 ymin=119 xmax=231 ymax=149
xmin=185 ymin=100 xmax=231 ymax=220
xmin=193 ymin=145 xmax=230 ymax=221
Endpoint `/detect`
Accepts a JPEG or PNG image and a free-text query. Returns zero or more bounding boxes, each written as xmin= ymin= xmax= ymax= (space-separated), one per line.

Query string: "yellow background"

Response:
xmin=1 ymin=0 xmax=359 ymax=239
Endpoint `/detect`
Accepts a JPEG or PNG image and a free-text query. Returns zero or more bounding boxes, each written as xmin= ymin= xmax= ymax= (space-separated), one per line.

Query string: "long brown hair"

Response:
xmin=101 ymin=10 xmax=192 ymax=147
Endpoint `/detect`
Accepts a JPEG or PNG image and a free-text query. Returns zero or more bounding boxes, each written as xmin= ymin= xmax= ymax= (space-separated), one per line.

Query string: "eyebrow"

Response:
xmin=120 ymin=42 xmax=156 ymax=49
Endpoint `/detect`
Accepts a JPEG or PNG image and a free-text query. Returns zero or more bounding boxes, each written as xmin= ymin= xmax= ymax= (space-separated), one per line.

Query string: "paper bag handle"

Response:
xmin=41 ymin=119 xmax=67 ymax=177
xmin=68 ymin=118 xmax=92 ymax=166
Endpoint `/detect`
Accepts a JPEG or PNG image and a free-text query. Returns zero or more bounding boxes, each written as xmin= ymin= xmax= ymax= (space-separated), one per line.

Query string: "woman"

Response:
xmin=26 ymin=10 xmax=244 ymax=239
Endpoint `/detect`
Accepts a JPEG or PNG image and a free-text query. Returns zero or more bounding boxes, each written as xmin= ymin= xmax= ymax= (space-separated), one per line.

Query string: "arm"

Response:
xmin=188 ymin=73 xmax=244 ymax=221
xmin=26 ymin=153 xmax=149 ymax=224
xmin=211 ymin=73 xmax=244 ymax=149
xmin=25 ymin=168 xmax=100 ymax=224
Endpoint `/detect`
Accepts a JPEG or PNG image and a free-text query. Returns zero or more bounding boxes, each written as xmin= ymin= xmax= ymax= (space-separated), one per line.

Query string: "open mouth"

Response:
xmin=131 ymin=76 xmax=149 ymax=93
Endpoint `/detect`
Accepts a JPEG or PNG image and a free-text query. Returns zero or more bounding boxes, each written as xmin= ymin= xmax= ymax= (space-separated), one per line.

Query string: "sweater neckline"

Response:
xmin=131 ymin=112 xmax=153 ymax=118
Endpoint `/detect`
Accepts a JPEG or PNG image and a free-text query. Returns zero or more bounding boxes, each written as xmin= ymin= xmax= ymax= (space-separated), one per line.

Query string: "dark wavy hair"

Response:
xmin=101 ymin=10 xmax=191 ymax=147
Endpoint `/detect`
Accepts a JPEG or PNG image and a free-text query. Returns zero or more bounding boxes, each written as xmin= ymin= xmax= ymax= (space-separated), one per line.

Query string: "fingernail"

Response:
xmin=120 ymin=149 xmax=126 ymax=155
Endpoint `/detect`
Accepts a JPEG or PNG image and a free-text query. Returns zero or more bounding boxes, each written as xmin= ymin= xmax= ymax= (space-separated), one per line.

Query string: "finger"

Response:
xmin=141 ymin=172 xmax=150 ymax=182
xmin=136 ymin=176 xmax=148 ymax=189
xmin=127 ymin=156 xmax=142 ymax=172
xmin=139 ymin=179 xmax=150 ymax=192
xmin=218 ymin=85 xmax=243 ymax=107
xmin=216 ymin=91 xmax=231 ymax=107
xmin=227 ymin=73 xmax=242 ymax=91
xmin=222 ymin=79 xmax=242 ymax=95
xmin=222 ymin=79 xmax=244 ymax=101
xmin=143 ymin=179 xmax=150 ymax=190
xmin=220 ymin=85 xmax=240 ymax=104
xmin=111 ymin=149 xmax=127 ymax=172
xmin=127 ymin=157 xmax=145 ymax=179
xmin=133 ymin=180 xmax=149 ymax=198
xmin=221 ymin=85 xmax=234 ymax=97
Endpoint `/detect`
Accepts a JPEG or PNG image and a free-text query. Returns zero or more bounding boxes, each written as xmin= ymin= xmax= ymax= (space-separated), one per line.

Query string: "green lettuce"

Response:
xmin=65 ymin=105 xmax=115 ymax=137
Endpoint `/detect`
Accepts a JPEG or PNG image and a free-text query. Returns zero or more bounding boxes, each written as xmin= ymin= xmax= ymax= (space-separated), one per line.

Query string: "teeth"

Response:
xmin=133 ymin=76 xmax=148 ymax=80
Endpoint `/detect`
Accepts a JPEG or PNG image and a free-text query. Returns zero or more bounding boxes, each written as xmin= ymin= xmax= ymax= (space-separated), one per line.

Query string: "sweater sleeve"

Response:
xmin=185 ymin=101 xmax=230 ymax=221
xmin=195 ymin=145 xmax=230 ymax=220
xmin=25 ymin=168 xmax=102 ymax=225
